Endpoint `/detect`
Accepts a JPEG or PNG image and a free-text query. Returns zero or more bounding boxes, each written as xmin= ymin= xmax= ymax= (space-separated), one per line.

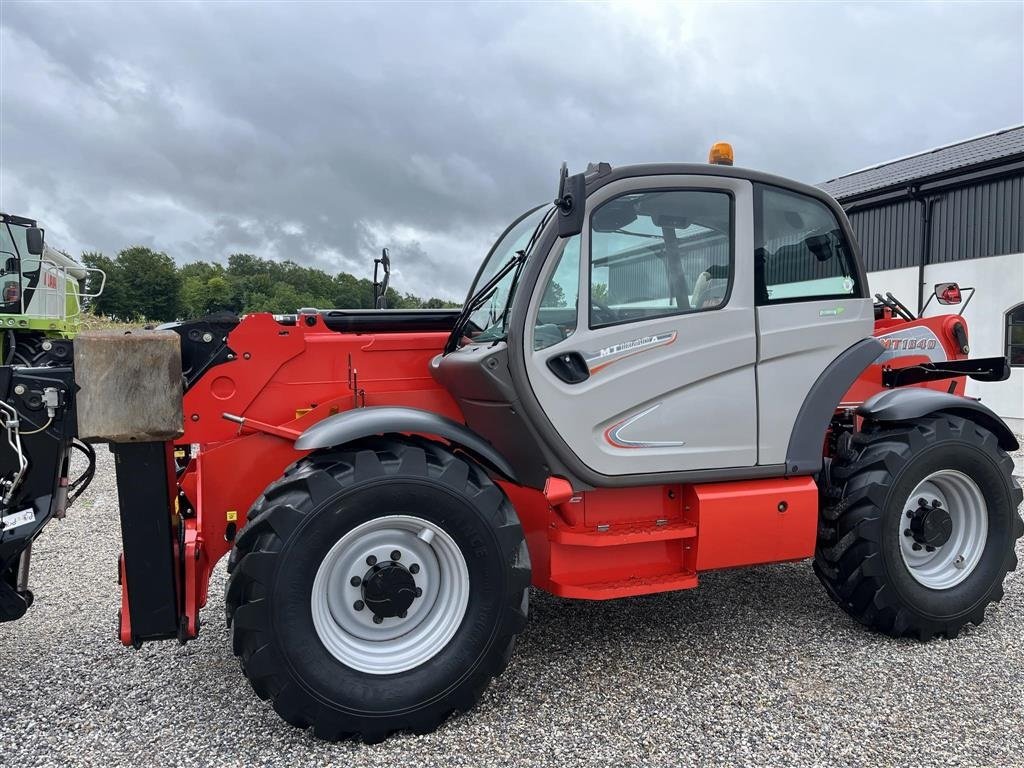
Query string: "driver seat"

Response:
xmin=690 ymin=263 xmax=730 ymax=309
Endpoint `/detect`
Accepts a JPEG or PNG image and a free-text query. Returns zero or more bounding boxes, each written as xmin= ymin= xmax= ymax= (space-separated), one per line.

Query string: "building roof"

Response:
xmin=819 ymin=125 xmax=1024 ymax=201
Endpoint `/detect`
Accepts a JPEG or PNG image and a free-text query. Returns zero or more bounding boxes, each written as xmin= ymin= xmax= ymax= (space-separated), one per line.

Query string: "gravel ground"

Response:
xmin=2 ymin=447 xmax=1023 ymax=768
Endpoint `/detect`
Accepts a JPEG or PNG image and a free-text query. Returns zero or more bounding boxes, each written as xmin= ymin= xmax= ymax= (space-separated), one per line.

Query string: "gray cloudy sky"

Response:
xmin=1 ymin=1 xmax=1022 ymax=300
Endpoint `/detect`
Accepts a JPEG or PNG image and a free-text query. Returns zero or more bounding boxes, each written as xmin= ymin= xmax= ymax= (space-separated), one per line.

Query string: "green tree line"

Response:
xmin=82 ymin=247 xmax=459 ymax=322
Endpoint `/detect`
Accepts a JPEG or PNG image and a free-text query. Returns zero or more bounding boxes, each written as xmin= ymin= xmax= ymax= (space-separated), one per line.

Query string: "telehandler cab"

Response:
xmin=1 ymin=146 xmax=1020 ymax=742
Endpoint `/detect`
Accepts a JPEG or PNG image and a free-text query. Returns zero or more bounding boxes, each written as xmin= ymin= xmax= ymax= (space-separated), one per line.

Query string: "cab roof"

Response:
xmin=0 ymin=213 xmax=38 ymax=228
xmin=585 ymin=162 xmax=843 ymax=208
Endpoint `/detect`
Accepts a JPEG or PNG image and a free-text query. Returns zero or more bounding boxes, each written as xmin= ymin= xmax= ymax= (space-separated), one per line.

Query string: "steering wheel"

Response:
xmin=591 ymin=296 xmax=617 ymax=325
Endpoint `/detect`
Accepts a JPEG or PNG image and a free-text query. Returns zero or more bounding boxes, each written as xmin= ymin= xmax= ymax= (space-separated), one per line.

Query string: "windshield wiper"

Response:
xmin=444 ymin=207 xmax=555 ymax=354
xmin=444 ymin=249 xmax=527 ymax=354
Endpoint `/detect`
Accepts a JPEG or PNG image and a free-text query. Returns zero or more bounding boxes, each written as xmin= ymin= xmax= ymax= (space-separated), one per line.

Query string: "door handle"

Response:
xmin=547 ymin=351 xmax=590 ymax=384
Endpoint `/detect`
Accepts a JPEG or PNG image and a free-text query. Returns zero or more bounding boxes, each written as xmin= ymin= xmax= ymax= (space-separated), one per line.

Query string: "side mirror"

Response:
xmin=935 ymin=282 xmax=962 ymax=305
xmin=554 ymin=163 xmax=586 ymax=238
xmin=26 ymin=227 xmax=45 ymax=256
xmin=373 ymin=247 xmax=391 ymax=309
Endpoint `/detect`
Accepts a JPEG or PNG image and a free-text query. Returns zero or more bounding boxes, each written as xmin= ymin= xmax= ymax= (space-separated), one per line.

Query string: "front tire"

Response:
xmin=225 ymin=437 xmax=530 ymax=742
xmin=815 ymin=414 xmax=1023 ymax=640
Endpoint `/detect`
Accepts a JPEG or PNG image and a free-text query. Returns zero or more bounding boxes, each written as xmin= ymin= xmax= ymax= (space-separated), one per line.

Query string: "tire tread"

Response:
xmin=815 ymin=415 xmax=1023 ymax=640
xmin=224 ymin=436 xmax=529 ymax=742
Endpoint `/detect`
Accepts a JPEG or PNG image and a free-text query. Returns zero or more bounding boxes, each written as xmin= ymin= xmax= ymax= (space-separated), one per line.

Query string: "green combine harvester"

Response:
xmin=0 ymin=213 xmax=104 ymax=361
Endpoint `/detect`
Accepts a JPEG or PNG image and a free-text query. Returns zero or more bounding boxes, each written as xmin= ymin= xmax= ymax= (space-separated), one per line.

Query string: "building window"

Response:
xmin=1008 ymin=303 xmax=1024 ymax=367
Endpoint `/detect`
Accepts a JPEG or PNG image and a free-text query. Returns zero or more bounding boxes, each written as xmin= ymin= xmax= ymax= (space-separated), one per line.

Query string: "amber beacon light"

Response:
xmin=708 ymin=142 xmax=734 ymax=165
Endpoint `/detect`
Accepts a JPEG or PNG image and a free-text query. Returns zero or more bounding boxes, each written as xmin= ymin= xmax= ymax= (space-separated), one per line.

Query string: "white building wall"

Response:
xmin=866 ymin=251 xmax=1024 ymax=434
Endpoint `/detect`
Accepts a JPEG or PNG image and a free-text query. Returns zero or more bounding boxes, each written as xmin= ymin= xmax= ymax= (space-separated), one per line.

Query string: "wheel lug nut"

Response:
xmin=350 ymin=576 xmax=361 ymax=587
xmin=931 ymin=499 xmax=942 ymax=508
xmin=372 ymin=615 xmax=383 ymax=624
xmin=906 ymin=510 xmax=914 ymax=519
xmin=409 ymin=564 xmax=420 ymax=574
xmin=398 ymin=610 xmax=407 ymax=619
xmin=926 ymin=545 xmax=935 ymax=552
xmin=912 ymin=543 xmax=922 ymax=551
xmin=366 ymin=555 xmax=377 ymax=566
xmin=390 ymin=550 xmax=401 ymax=561
xmin=415 ymin=587 xmax=422 ymax=597
xmin=353 ymin=600 xmax=364 ymax=611
xmin=918 ymin=497 xmax=928 ymax=507
xmin=904 ymin=529 xmax=912 ymax=537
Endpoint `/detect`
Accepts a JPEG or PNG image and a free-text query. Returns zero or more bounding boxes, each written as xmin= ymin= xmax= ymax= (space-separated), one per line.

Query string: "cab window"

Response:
xmin=589 ymin=190 xmax=732 ymax=328
xmin=534 ymin=235 xmax=580 ymax=351
xmin=755 ymin=185 xmax=861 ymax=304
xmin=0 ymin=223 xmax=18 ymax=264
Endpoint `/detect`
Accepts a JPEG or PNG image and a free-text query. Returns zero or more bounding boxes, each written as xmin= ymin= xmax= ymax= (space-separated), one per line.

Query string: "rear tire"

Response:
xmin=225 ymin=437 xmax=530 ymax=742
xmin=815 ymin=414 xmax=1023 ymax=640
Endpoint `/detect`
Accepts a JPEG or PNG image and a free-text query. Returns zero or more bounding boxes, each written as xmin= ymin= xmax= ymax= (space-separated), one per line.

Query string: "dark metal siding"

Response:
xmin=843 ymin=172 xmax=1024 ymax=272
xmin=930 ymin=174 xmax=1024 ymax=263
xmin=847 ymin=199 xmax=920 ymax=272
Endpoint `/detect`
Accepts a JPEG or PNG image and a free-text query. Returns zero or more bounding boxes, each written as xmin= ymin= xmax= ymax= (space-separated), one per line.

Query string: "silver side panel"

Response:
xmin=524 ymin=176 xmax=757 ymax=475
xmin=756 ymin=298 xmax=874 ymax=464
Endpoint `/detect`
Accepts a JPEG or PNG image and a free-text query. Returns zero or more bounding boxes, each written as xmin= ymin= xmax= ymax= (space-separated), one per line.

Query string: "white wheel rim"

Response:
xmin=899 ymin=469 xmax=988 ymax=590
xmin=311 ymin=514 xmax=470 ymax=675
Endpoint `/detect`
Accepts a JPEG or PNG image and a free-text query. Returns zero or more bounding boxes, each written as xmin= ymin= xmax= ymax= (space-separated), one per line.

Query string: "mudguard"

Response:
xmin=786 ymin=338 xmax=884 ymax=475
xmin=858 ymin=388 xmax=1019 ymax=451
xmin=294 ymin=406 xmax=518 ymax=481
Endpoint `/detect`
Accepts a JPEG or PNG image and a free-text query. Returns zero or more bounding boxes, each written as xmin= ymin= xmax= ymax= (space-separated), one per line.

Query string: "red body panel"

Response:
xmin=846 ymin=311 xmax=970 ymax=403
xmin=690 ymin=478 xmax=818 ymax=571
xmin=158 ymin=314 xmax=461 ymax=635
xmin=117 ymin=308 xmax=971 ymax=642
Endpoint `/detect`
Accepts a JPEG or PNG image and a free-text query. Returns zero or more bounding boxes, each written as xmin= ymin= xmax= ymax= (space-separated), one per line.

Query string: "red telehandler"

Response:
xmin=1 ymin=146 xmax=1019 ymax=742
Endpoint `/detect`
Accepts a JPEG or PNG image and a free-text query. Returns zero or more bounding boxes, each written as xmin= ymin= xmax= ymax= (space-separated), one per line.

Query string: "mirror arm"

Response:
xmin=958 ymin=286 xmax=976 ymax=316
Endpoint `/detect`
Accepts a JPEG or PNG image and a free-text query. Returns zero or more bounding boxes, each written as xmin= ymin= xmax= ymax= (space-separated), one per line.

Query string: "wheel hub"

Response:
xmin=362 ymin=562 xmax=417 ymax=619
xmin=311 ymin=515 xmax=470 ymax=675
xmin=909 ymin=499 xmax=953 ymax=548
xmin=899 ymin=470 xmax=989 ymax=590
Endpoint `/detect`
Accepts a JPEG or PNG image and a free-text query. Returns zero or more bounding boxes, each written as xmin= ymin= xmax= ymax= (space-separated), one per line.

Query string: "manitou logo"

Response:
xmin=583 ymin=331 xmax=677 ymax=373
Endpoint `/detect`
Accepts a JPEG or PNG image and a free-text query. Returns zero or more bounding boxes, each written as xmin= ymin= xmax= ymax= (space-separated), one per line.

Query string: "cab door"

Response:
xmin=752 ymin=183 xmax=874 ymax=464
xmin=523 ymin=175 xmax=757 ymax=476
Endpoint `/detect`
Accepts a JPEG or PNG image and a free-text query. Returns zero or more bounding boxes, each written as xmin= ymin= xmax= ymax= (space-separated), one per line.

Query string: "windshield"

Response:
xmin=466 ymin=205 xmax=549 ymax=342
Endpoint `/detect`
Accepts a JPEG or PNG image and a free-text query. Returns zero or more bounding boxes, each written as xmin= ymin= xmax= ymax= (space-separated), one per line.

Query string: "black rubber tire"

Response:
xmin=224 ymin=436 xmax=530 ymax=742
xmin=815 ymin=414 xmax=1023 ymax=640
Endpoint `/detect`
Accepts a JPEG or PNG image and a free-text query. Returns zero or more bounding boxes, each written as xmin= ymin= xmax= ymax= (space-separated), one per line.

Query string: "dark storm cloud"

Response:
xmin=1 ymin=1 xmax=1022 ymax=300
